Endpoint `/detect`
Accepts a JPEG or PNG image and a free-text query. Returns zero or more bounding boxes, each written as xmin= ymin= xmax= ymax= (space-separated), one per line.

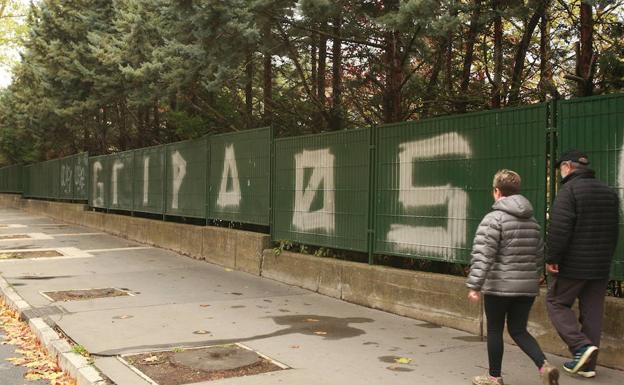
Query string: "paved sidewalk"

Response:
xmin=0 ymin=208 xmax=621 ymax=385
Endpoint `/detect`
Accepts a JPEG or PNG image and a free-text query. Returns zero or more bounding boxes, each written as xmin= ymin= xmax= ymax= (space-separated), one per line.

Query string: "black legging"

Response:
xmin=484 ymin=295 xmax=546 ymax=377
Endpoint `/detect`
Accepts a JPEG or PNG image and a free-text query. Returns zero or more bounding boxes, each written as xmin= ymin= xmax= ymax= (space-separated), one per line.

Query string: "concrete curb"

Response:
xmin=0 ymin=275 xmax=107 ymax=385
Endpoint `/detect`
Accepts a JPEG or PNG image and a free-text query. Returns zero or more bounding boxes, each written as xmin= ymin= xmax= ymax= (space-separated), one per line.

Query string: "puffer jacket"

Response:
xmin=466 ymin=194 xmax=543 ymax=297
xmin=546 ymin=168 xmax=619 ymax=280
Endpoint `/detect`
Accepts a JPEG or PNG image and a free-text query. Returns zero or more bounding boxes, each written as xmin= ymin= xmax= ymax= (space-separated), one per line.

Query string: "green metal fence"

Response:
xmin=209 ymin=127 xmax=271 ymax=225
xmin=2 ymin=95 xmax=624 ymax=279
xmin=133 ymin=145 xmax=166 ymax=215
xmin=557 ymin=93 xmax=624 ymax=280
xmin=59 ymin=153 xmax=89 ymax=200
xmin=89 ymin=155 xmax=109 ymax=209
xmin=108 ymin=150 xmax=134 ymax=211
xmin=0 ymin=164 xmax=22 ymax=193
xmin=165 ymin=137 xmax=208 ymax=219
xmin=375 ymin=104 xmax=548 ymax=264
xmin=23 ymin=158 xmax=61 ymax=199
xmin=272 ymin=128 xmax=371 ymax=252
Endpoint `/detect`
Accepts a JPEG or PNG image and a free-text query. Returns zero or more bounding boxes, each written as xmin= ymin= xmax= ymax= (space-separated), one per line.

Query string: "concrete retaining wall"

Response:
xmin=261 ymin=250 xmax=482 ymax=334
xmin=0 ymin=194 xmax=268 ymax=275
xmin=0 ymin=194 xmax=622 ymax=369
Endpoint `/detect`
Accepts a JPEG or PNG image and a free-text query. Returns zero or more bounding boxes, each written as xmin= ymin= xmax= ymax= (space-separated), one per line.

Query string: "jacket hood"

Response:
xmin=492 ymin=194 xmax=534 ymax=219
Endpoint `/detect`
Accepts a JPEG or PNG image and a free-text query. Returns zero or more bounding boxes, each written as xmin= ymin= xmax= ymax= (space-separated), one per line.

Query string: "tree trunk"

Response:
xmin=422 ymin=38 xmax=445 ymax=117
xmin=578 ymin=1 xmax=594 ymax=96
xmin=382 ymin=0 xmax=402 ymax=123
xmin=263 ymin=51 xmax=273 ymax=125
xmin=245 ymin=49 xmax=254 ymax=128
xmin=311 ymin=33 xmax=317 ymax=98
xmin=539 ymin=0 xmax=556 ymax=101
xmin=445 ymin=1 xmax=456 ymax=95
xmin=508 ymin=2 xmax=547 ymax=104
xmin=101 ymin=107 xmax=108 ymax=153
xmin=491 ymin=0 xmax=503 ymax=108
xmin=153 ymin=103 xmax=160 ymax=142
xmin=330 ymin=14 xmax=342 ymax=131
xmin=459 ymin=0 xmax=482 ymax=111
xmin=317 ymin=21 xmax=327 ymax=106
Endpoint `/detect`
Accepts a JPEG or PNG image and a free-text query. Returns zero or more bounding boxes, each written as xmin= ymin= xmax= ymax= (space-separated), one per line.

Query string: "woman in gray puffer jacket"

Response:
xmin=466 ymin=170 xmax=558 ymax=385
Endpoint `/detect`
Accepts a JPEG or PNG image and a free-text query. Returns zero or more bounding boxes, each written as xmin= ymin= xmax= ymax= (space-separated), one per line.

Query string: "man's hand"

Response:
xmin=546 ymin=263 xmax=559 ymax=274
xmin=468 ymin=289 xmax=480 ymax=302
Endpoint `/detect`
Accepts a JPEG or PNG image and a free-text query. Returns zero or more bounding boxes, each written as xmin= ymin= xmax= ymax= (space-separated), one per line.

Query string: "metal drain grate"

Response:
xmin=41 ymin=288 xmax=131 ymax=302
xmin=21 ymin=305 xmax=67 ymax=321
xmin=0 ymin=234 xmax=30 ymax=240
xmin=0 ymin=250 xmax=64 ymax=260
xmin=120 ymin=344 xmax=287 ymax=385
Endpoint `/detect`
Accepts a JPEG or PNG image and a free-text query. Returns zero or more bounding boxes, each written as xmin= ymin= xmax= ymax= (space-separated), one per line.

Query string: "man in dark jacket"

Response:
xmin=546 ymin=149 xmax=619 ymax=378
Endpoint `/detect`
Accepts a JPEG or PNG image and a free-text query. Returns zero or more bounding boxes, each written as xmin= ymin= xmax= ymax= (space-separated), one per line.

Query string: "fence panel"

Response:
xmin=133 ymin=145 xmax=166 ymax=215
xmin=557 ymin=93 xmax=624 ymax=280
xmin=165 ymin=137 xmax=208 ymax=218
xmin=74 ymin=153 xmax=89 ymax=200
xmin=59 ymin=155 xmax=76 ymax=200
xmin=25 ymin=159 xmax=60 ymax=199
xmin=375 ymin=104 xmax=548 ymax=264
xmin=209 ymin=127 xmax=271 ymax=225
xmin=0 ymin=165 xmax=22 ymax=193
xmin=272 ymin=128 xmax=370 ymax=252
xmin=22 ymin=165 xmax=31 ymax=197
xmin=107 ymin=151 xmax=134 ymax=211
xmin=89 ymin=155 xmax=110 ymax=209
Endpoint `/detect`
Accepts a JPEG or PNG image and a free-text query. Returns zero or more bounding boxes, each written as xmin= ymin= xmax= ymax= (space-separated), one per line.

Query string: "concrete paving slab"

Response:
xmin=0 ymin=209 xmax=622 ymax=385
xmin=94 ymin=357 xmax=149 ymax=385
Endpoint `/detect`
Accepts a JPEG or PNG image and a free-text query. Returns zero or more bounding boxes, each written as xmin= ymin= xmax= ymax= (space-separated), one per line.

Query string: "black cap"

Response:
xmin=555 ymin=149 xmax=590 ymax=168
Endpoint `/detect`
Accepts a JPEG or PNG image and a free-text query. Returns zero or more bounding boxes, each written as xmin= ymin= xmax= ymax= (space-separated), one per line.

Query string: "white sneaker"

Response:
xmin=577 ymin=369 xmax=596 ymax=378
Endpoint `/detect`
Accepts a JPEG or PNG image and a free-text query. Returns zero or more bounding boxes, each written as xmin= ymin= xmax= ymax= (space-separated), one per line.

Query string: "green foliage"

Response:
xmin=0 ymin=0 xmax=622 ymax=163
xmin=71 ymin=344 xmax=90 ymax=357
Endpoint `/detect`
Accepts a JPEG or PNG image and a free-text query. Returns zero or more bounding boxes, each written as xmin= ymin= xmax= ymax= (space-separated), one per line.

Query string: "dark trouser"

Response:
xmin=484 ymin=295 xmax=546 ymax=377
xmin=546 ymin=276 xmax=608 ymax=370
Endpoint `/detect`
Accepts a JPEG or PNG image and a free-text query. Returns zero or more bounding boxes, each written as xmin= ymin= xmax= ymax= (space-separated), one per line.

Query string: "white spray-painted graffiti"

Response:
xmin=111 ymin=160 xmax=124 ymax=205
xmin=292 ymin=149 xmax=335 ymax=233
xmin=74 ymin=163 xmax=86 ymax=193
xmin=171 ymin=151 xmax=187 ymax=209
xmin=386 ymin=132 xmax=472 ymax=257
xmin=92 ymin=161 xmax=104 ymax=207
xmin=60 ymin=164 xmax=73 ymax=194
xmin=217 ymin=145 xmax=242 ymax=208
xmin=143 ymin=156 xmax=150 ymax=205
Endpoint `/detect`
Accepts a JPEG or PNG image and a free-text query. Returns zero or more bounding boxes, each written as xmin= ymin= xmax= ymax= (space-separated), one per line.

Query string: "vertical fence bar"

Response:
xmin=367 ymin=125 xmax=377 ymax=265
xmin=269 ymin=125 xmax=276 ymax=235
xmin=162 ymin=145 xmax=168 ymax=221
xmin=204 ymin=135 xmax=212 ymax=226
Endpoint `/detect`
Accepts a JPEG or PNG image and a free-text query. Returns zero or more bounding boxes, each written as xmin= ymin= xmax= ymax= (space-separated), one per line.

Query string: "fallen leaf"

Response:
xmin=394 ymin=357 xmax=412 ymax=364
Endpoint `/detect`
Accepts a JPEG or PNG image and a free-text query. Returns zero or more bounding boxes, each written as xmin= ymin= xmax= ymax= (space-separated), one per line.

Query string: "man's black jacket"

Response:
xmin=547 ymin=168 xmax=619 ymax=280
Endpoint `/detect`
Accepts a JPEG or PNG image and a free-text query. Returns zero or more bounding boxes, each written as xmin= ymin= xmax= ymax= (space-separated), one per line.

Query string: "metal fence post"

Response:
xmin=367 ymin=125 xmax=378 ymax=265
